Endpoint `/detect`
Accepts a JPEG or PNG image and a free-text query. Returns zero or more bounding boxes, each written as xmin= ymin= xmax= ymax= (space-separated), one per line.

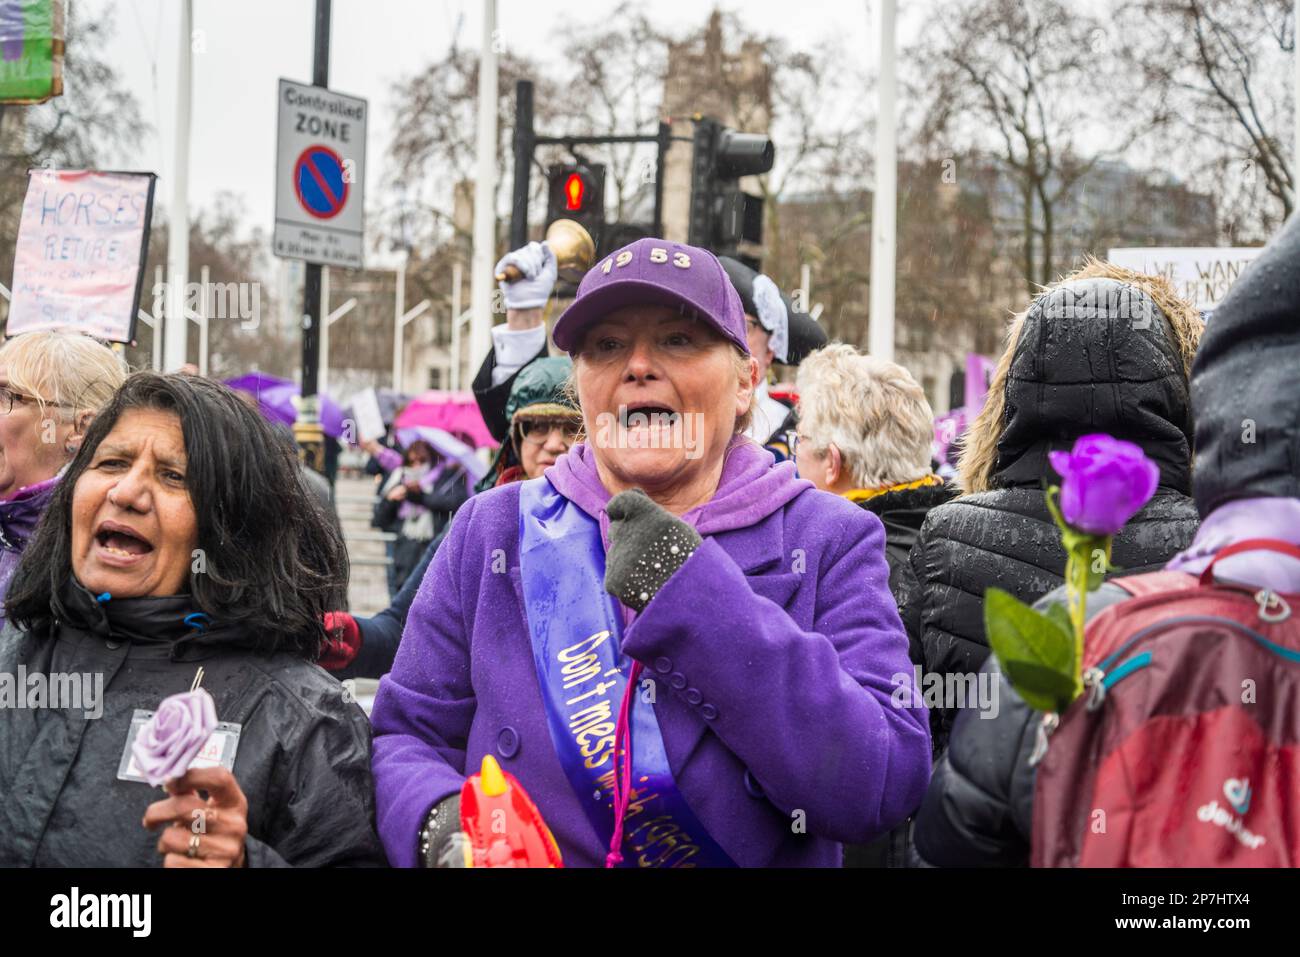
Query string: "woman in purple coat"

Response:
xmin=370 ymin=238 xmax=930 ymax=868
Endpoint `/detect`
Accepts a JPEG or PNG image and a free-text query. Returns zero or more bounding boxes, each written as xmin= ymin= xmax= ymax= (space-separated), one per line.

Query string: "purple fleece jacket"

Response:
xmin=0 ymin=475 xmax=59 ymax=632
xmin=370 ymin=437 xmax=931 ymax=867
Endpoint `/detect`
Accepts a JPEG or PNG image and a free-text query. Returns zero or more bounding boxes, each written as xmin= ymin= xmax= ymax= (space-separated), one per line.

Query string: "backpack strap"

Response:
xmin=1109 ymin=571 xmax=1196 ymax=598
xmin=1198 ymin=538 xmax=1300 ymax=586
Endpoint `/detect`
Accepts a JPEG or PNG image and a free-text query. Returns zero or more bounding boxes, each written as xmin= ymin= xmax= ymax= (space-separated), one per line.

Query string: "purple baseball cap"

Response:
xmin=551 ymin=238 xmax=749 ymax=355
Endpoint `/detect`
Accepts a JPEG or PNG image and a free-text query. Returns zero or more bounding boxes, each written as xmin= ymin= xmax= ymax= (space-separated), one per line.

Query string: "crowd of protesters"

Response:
xmin=1 ymin=206 xmax=1298 ymax=868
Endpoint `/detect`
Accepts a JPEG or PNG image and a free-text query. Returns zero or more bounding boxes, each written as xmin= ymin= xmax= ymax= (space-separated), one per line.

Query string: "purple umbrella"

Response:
xmin=224 ymin=373 xmax=346 ymax=440
xmin=395 ymin=425 xmax=489 ymax=482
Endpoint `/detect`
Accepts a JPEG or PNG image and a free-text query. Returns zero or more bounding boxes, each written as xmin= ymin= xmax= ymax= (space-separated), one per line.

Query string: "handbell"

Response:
xmin=495 ymin=218 xmax=596 ymax=286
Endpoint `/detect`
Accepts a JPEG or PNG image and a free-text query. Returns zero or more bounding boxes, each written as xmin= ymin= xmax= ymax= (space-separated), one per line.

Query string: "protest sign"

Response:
xmin=6 ymin=169 xmax=156 ymax=342
xmin=350 ymin=387 xmax=386 ymax=443
xmin=1107 ymin=247 xmax=1262 ymax=311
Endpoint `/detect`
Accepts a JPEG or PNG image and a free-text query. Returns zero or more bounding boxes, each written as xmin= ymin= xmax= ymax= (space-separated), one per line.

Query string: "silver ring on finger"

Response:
xmin=188 ymin=834 xmax=201 ymax=859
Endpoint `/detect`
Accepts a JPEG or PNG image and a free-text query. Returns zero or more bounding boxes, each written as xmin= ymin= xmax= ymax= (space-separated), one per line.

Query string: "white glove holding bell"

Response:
xmin=494 ymin=241 xmax=558 ymax=310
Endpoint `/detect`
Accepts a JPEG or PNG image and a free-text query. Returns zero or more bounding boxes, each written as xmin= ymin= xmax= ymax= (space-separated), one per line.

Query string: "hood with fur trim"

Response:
xmin=958 ymin=259 xmax=1203 ymax=495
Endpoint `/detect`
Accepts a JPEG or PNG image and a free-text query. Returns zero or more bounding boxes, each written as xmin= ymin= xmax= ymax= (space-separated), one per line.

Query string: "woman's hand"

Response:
xmin=604 ymin=489 xmax=702 ymax=613
xmin=386 ymin=484 xmax=408 ymax=502
xmin=142 ymin=766 xmax=250 ymax=868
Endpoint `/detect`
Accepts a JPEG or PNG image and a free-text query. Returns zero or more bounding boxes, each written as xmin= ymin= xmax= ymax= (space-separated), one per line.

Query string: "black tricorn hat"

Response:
xmin=718 ymin=256 xmax=828 ymax=365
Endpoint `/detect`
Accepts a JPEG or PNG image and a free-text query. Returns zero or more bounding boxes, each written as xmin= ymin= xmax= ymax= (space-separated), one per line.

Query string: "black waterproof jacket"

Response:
xmin=911 ymin=583 xmax=1130 ymax=867
xmin=855 ymin=478 xmax=958 ymax=620
xmin=0 ymin=579 xmax=386 ymax=867
xmin=895 ymin=277 xmax=1200 ymax=753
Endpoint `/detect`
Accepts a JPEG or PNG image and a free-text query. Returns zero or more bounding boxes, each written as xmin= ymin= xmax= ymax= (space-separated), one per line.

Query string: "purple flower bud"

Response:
xmin=1048 ymin=434 xmax=1159 ymax=536
xmin=132 ymin=688 xmax=217 ymax=787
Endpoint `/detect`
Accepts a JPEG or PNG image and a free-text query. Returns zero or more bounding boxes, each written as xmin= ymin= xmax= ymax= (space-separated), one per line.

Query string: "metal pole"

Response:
xmin=469 ymin=0 xmax=499 ymax=370
xmin=199 ymin=264 xmax=209 ymax=375
xmin=510 ymin=79 xmax=533 ymax=249
xmin=164 ymin=0 xmax=193 ymax=371
xmin=152 ymin=265 xmax=164 ymax=371
xmin=868 ymin=0 xmax=897 ymax=362
xmin=1295 ymin=0 xmax=1299 ymax=203
xmin=653 ymin=120 xmax=670 ymax=238
xmin=320 ymin=266 xmax=330 ymax=397
xmin=450 ymin=261 xmax=463 ymax=391
xmin=296 ymin=0 xmax=331 ymax=471
xmin=392 ymin=257 xmax=406 ymax=393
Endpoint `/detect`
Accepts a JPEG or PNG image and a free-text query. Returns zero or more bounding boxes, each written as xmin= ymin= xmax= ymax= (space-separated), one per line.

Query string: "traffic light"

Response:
xmin=546 ymin=163 xmax=605 ymax=244
xmin=688 ymin=118 xmax=774 ymax=269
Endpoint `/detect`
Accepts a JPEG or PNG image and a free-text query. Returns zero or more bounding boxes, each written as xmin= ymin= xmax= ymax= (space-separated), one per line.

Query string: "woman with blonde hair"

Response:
xmin=795 ymin=343 xmax=955 ymax=602
xmin=895 ymin=260 xmax=1203 ymax=754
xmin=0 ymin=331 xmax=126 ymax=626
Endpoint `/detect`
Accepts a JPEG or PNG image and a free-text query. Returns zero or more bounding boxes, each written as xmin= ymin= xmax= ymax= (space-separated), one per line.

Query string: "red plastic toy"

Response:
xmin=456 ymin=754 xmax=564 ymax=868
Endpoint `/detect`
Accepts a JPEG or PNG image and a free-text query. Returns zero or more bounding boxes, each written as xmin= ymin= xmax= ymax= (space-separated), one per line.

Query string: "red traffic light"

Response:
xmin=564 ymin=172 xmax=585 ymax=211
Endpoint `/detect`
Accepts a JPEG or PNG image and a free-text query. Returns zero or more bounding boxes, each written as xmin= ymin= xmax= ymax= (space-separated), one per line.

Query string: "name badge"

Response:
xmin=116 ymin=708 xmax=242 ymax=784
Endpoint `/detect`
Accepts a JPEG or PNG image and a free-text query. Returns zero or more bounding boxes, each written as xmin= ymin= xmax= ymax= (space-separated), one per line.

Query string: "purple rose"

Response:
xmin=132 ymin=688 xmax=217 ymax=787
xmin=1048 ymin=434 xmax=1159 ymax=536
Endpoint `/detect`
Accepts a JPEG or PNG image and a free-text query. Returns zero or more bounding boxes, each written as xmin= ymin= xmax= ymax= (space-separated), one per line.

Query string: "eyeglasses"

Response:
xmin=791 ymin=433 xmax=824 ymax=458
xmin=516 ymin=418 xmax=582 ymax=446
xmin=0 ymin=386 xmax=62 ymax=415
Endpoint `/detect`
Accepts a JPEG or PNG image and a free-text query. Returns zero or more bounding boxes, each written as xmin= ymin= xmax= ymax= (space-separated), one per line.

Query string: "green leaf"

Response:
xmin=984 ymin=588 xmax=1079 ymax=713
xmin=1001 ymin=659 xmax=1082 ymax=714
xmin=1042 ymin=601 xmax=1074 ymax=648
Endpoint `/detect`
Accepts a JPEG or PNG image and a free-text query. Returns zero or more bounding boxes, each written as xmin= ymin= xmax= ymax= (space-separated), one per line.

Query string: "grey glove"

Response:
xmin=604 ymin=489 xmax=702 ymax=613
xmin=419 ymin=792 xmax=467 ymax=868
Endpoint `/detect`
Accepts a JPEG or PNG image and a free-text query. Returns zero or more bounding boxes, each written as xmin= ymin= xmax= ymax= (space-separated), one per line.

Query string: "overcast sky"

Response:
xmin=85 ymin=0 xmax=923 ymax=265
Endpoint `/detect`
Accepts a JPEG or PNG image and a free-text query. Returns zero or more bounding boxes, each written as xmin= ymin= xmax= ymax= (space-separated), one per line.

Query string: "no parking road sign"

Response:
xmin=274 ymin=78 xmax=367 ymax=268
xmin=295 ymin=146 xmax=349 ymax=218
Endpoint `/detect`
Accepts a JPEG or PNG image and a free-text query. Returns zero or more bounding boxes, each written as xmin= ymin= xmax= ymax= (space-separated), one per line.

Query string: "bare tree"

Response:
xmin=551 ymin=6 xmax=671 ymax=223
xmin=383 ymin=34 xmax=563 ymax=254
xmin=140 ymin=193 xmax=288 ymax=379
xmin=909 ymin=0 xmax=1119 ymax=293
xmin=1119 ymin=0 xmax=1294 ymax=238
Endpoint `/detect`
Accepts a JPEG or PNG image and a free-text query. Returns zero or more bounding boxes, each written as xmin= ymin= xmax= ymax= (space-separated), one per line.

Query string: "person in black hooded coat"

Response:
xmin=0 ymin=373 xmax=385 ymax=867
xmin=895 ymin=260 xmax=1203 ymax=755
xmin=913 ymin=213 xmax=1300 ymax=867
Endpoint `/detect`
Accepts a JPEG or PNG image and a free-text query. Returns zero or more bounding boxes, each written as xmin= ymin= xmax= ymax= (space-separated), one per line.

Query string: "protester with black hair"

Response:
xmin=0 ymin=373 xmax=385 ymax=867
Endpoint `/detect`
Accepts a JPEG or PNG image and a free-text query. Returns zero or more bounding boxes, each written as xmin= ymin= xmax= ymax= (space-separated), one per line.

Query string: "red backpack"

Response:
xmin=1031 ymin=539 xmax=1300 ymax=867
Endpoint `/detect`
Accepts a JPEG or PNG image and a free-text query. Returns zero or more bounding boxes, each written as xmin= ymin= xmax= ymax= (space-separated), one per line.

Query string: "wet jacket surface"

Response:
xmin=896 ymin=277 xmax=1200 ymax=752
xmin=0 ymin=579 xmax=385 ymax=867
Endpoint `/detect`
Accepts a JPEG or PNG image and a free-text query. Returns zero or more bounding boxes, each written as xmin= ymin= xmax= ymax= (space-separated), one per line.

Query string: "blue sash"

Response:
xmin=517 ymin=477 xmax=735 ymax=867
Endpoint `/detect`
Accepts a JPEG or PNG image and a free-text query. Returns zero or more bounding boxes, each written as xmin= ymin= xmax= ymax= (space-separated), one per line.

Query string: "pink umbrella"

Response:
xmin=393 ymin=390 xmax=497 ymax=450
